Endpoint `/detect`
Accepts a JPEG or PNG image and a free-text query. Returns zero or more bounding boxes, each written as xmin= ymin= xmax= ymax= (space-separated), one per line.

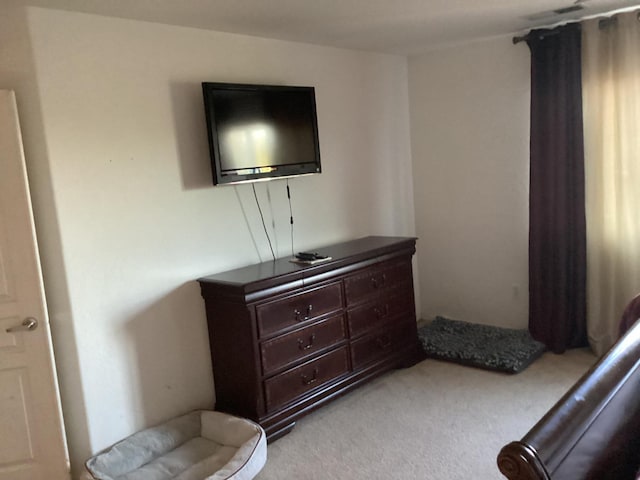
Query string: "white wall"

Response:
xmin=1 ymin=7 xmax=416 ymax=477
xmin=408 ymin=37 xmax=530 ymax=328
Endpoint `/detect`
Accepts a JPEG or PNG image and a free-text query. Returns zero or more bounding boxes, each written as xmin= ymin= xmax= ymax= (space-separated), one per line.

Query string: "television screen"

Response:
xmin=202 ymin=82 xmax=322 ymax=185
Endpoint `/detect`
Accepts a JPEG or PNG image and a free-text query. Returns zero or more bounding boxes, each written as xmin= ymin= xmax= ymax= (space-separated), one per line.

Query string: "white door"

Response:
xmin=0 ymin=90 xmax=70 ymax=480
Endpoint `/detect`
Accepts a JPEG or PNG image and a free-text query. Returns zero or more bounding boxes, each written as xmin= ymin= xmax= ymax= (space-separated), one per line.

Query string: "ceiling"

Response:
xmin=14 ymin=0 xmax=640 ymax=54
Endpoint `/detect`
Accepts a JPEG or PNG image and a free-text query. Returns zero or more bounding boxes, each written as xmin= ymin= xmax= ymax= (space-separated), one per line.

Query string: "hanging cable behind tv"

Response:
xmin=287 ymin=179 xmax=295 ymax=258
xmin=252 ymin=183 xmax=276 ymax=262
xmin=286 ymin=179 xmax=331 ymax=264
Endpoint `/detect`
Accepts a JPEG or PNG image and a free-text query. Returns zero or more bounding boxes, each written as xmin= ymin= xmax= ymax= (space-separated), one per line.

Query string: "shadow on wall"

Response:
xmin=169 ymin=81 xmax=214 ymax=191
xmin=124 ymin=282 xmax=215 ymax=429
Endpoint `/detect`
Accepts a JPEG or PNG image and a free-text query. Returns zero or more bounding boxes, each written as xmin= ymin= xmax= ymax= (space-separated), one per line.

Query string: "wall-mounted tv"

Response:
xmin=202 ymin=82 xmax=322 ymax=185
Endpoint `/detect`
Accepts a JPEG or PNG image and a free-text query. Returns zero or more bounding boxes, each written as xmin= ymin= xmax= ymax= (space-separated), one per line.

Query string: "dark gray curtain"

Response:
xmin=527 ymin=23 xmax=588 ymax=353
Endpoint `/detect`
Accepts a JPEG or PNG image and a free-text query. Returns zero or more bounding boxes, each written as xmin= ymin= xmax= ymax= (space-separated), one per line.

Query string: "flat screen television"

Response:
xmin=202 ymin=82 xmax=322 ymax=185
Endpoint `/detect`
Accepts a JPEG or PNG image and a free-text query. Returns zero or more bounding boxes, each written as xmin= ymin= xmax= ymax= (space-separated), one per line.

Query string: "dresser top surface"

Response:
xmin=198 ymin=236 xmax=416 ymax=290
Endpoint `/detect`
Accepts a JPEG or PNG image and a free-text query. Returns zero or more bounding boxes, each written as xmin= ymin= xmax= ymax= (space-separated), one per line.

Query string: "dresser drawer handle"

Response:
xmin=301 ymin=368 xmax=319 ymax=386
xmin=298 ymin=333 xmax=316 ymax=351
xmin=294 ymin=304 xmax=313 ymax=322
xmin=376 ymin=335 xmax=391 ymax=349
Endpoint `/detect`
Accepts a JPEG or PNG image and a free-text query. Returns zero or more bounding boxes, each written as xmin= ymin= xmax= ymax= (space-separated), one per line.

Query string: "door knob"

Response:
xmin=6 ymin=317 xmax=38 ymax=333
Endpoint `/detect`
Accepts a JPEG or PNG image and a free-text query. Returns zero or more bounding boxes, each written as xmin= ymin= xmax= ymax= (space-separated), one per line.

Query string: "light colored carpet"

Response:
xmin=256 ymin=348 xmax=596 ymax=480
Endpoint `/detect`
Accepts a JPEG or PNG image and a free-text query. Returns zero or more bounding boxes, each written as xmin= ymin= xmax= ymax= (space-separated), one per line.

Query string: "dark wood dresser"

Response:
xmin=198 ymin=236 xmax=422 ymax=439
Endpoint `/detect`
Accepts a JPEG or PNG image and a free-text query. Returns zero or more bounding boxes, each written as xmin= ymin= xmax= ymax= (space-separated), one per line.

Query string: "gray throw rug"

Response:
xmin=418 ymin=316 xmax=546 ymax=374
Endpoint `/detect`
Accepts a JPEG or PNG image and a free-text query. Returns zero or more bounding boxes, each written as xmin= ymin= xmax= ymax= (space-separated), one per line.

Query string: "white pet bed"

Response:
xmin=84 ymin=410 xmax=266 ymax=480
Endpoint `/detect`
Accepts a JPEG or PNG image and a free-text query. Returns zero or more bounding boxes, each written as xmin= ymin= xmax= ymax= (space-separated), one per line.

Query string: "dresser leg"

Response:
xmin=266 ymin=421 xmax=297 ymax=443
xmin=396 ymin=343 xmax=427 ymax=367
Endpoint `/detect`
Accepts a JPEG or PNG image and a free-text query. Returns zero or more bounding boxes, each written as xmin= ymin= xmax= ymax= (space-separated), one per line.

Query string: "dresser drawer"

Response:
xmin=347 ymin=287 xmax=415 ymax=339
xmin=256 ymin=282 xmax=343 ymax=338
xmin=344 ymin=259 xmax=412 ymax=306
xmin=264 ymin=347 xmax=350 ymax=411
xmin=260 ymin=315 xmax=347 ymax=375
xmin=350 ymin=322 xmax=415 ymax=370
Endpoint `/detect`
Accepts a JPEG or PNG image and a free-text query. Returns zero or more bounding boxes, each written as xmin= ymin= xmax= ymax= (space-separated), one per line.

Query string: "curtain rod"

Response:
xmin=513 ymin=30 xmax=557 ymax=45
xmin=512 ymin=8 xmax=640 ymax=44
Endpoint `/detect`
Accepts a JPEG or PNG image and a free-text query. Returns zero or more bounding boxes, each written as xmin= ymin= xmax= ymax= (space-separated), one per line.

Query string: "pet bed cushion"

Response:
xmin=418 ymin=316 xmax=546 ymax=374
xmin=84 ymin=410 xmax=266 ymax=480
